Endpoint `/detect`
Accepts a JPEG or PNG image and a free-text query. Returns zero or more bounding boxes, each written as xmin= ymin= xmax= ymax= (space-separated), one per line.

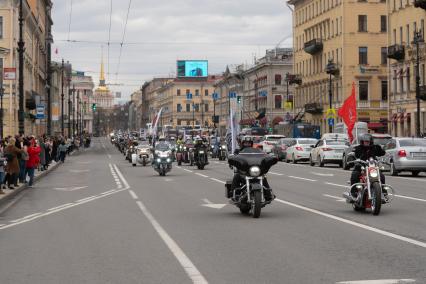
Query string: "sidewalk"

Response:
xmin=0 ymin=160 xmax=61 ymax=211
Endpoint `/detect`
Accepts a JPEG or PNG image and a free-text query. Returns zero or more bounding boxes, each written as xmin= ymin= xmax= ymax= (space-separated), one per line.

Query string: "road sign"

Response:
xmin=186 ymin=93 xmax=193 ymax=100
xmin=36 ymin=104 xmax=45 ymax=119
xmin=326 ymin=108 xmax=336 ymax=119
xmin=228 ymin=92 xmax=237 ymax=98
xmin=328 ymin=118 xmax=335 ymax=126
xmin=212 ymin=93 xmax=219 ymax=101
xmin=3 ymin=68 xmax=16 ymax=80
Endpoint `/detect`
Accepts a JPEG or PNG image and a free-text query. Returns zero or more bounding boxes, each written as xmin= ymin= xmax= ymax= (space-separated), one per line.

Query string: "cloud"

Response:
xmin=52 ymin=0 xmax=293 ymax=99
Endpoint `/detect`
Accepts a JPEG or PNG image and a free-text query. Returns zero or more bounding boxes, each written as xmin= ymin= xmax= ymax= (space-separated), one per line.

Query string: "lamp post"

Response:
xmin=72 ymin=86 xmax=76 ymax=137
xmin=61 ymin=59 xmax=65 ymax=136
xmin=325 ymin=58 xmax=340 ymax=133
xmin=68 ymin=83 xmax=73 ymax=138
xmin=0 ymin=83 xmax=4 ymax=139
xmin=413 ymin=30 xmax=424 ymax=137
xmin=46 ymin=33 xmax=53 ymax=136
xmin=17 ymin=0 xmax=25 ymax=135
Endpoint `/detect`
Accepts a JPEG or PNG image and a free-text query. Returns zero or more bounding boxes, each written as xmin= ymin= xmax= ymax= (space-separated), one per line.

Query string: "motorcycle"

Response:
xmin=153 ymin=148 xmax=173 ymax=176
xmin=132 ymin=145 xmax=152 ymax=167
xmin=194 ymin=146 xmax=208 ymax=170
xmin=218 ymin=145 xmax=228 ymax=161
xmin=343 ymin=158 xmax=395 ymax=215
xmin=175 ymin=144 xmax=184 ymax=166
xmin=183 ymin=144 xmax=195 ymax=166
xmin=225 ymin=151 xmax=278 ymax=218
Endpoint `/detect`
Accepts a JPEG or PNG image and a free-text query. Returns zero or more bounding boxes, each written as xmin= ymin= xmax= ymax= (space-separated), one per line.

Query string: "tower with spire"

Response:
xmin=93 ymin=52 xmax=114 ymax=109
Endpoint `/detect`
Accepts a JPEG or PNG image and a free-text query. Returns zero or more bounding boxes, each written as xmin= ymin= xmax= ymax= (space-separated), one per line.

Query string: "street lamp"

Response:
xmin=18 ymin=0 xmax=25 ymax=135
xmin=0 ymin=83 xmax=4 ymax=139
xmin=325 ymin=58 xmax=340 ymax=133
xmin=413 ymin=30 xmax=425 ymax=137
xmin=61 ymin=59 xmax=65 ymax=136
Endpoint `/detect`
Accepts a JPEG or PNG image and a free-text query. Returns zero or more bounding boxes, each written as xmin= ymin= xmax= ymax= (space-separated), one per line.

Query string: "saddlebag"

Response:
xmin=225 ymin=180 xmax=233 ymax=198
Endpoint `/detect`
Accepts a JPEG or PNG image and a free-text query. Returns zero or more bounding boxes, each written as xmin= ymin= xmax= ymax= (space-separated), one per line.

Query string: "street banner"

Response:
xmin=338 ymin=82 xmax=357 ymax=143
xmin=152 ymin=107 xmax=163 ymax=140
xmin=52 ymin=102 xmax=60 ymax=121
xmin=226 ymin=108 xmax=239 ymax=154
xmin=36 ymin=104 xmax=45 ymax=119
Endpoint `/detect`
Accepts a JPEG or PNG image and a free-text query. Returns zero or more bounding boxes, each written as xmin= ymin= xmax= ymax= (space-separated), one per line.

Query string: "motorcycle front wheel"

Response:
xmin=371 ymin=182 xmax=382 ymax=216
xmin=239 ymin=203 xmax=250 ymax=215
xmin=252 ymin=191 xmax=262 ymax=218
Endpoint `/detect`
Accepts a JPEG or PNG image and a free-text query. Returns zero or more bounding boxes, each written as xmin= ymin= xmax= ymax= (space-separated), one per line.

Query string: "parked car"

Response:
xmin=310 ymin=137 xmax=349 ymax=167
xmin=272 ymin=138 xmax=295 ymax=161
xmin=252 ymin=136 xmax=265 ymax=150
xmin=381 ymin=137 xmax=426 ymax=176
xmin=261 ymin=135 xmax=286 ymax=153
xmin=342 ymin=133 xmax=393 ymax=170
xmin=286 ymin=138 xmax=318 ymax=163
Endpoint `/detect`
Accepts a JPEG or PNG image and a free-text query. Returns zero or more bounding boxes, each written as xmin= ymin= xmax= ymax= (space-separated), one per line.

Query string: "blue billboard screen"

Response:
xmin=177 ymin=60 xmax=208 ymax=77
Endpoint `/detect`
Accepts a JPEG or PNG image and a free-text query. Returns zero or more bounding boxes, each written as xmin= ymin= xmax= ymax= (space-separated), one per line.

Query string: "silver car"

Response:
xmin=310 ymin=138 xmax=349 ymax=167
xmin=286 ymin=138 xmax=318 ymax=163
xmin=382 ymin=137 xmax=426 ymax=176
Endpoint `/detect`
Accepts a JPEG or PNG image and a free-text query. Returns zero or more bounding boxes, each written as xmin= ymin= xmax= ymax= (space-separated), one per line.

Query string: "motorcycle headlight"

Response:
xmin=183 ymin=147 xmax=187 ymax=150
xmin=221 ymin=146 xmax=226 ymax=149
xmin=199 ymin=151 xmax=205 ymax=154
xmin=369 ymin=169 xmax=378 ymax=178
xmin=157 ymin=158 xmax=161 ymax=163
xmin=249 ymin=166 xmax=261 ymax=177
xmin=166 ymin=158 xmax=171 ymax=163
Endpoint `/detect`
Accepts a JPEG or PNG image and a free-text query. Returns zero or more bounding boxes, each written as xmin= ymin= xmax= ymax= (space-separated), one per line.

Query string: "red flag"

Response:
xmin=338 ymin=82 xmax=357 ymax=143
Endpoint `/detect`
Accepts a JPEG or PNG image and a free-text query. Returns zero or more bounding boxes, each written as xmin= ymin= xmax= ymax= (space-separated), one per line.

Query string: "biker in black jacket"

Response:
xmin=350 ymin=134 xmax=386 ymax=197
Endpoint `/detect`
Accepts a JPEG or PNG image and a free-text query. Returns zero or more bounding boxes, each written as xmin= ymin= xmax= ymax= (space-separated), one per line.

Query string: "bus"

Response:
xmin=334 ymin=122 xmax=368 ymax=143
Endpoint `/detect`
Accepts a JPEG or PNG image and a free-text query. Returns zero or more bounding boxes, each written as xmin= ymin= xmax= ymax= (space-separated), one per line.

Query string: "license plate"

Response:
xmin=412 ymin=152 xmax=426 ymax=157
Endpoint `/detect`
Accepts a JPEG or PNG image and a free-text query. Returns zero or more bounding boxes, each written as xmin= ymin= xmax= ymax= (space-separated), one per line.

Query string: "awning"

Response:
xmin=391 ymin=114 xmax=398 ymax=122
xmin=239 ymin=118 xmax=255 ymax=125
xmin=368 ymin=122 xmax=386 ymax=129
xmin=272 ymin=116 xmax=284 ymax=125
xmin=397 ymin=113 xmax=404 ymax=121
xmin=406 ymin=113 xmax=411 ymax=121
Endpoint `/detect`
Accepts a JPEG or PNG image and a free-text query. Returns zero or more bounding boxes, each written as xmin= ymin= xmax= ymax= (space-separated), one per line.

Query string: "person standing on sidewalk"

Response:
xmin=58 ymin=140 xmax=68 ymax=163
xmin=0 ymin=141 xmax=7 ymax=194
xmin=26 ymin=138 xmax=41 ymax=188
xmin=18 ymin=138 xmax=29 ymax=184
xmin=4 ymin=138 xmax=23 ymax=189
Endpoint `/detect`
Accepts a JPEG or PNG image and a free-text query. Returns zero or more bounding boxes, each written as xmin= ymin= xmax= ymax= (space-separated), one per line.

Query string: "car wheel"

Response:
xmin=319 ymin=156 xmax=324 ymax=167
xmin=292 ymin=154 xmax=297 ymax=164
xmin=412 ymin=171 xmax=420 ymax=177
xmin=390 ymin=161 xmax=398 ymax=176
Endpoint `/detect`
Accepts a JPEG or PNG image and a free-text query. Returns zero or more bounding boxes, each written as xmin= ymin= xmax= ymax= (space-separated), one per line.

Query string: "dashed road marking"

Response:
xmin=336 ymin=279 xmax=416 ymax=284
xmin=325 ymin=182 xmax=349 ymax=188
xmin=210 ymin=178 xmax=226 ymax=184
xmin=183 ymin=169 xmax=193 ymax=173
xmin=394 ymin=194 xmax=426 ymax=202
xmin=196 ymin=173 xmax=209 ymax=178
xmin=288 ymin=176 xmax=317 ymax=182
xmin=269 ymin=172 xmax=283 ymax=176
xmin=129 ymin=190 xmax=138 ymax=200
xmin=323 ymin=194 xmax=346 ymax=202
xmin=48 ymin=203 xmax=74 ymax=211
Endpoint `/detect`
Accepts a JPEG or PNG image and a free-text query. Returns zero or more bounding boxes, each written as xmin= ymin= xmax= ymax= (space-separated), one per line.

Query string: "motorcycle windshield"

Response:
xmin=228 ymin=149 xmax=277 ymax=175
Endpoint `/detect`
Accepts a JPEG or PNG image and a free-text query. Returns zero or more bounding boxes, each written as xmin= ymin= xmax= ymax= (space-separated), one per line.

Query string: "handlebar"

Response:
xmin=347 ymin=158 xmax=378 ymax=166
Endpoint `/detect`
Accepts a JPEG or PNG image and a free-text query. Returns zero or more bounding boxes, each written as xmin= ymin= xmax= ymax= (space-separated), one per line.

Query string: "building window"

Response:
xmin=399 ymin=69 xmax=404 ymax=93
xmin=400 ymin=26 xmax=403 ymax=45
xmin=204 ymin=89 xmax=208 ymax=96
xmin=186 ymin=103 xmax=190 ymax=112
xmin=204 ymin=104 xmax=209 ymax=112
xmin=358 ymin=15 xmax=367 ymax=32
xmin=195 ymin=89 xmax=199 ymax=96
xmin=274 ymin=95 xmax=282 ymax=109
xmin=359 ymin=81 xmax=369 ymax=101
xmin=177 ymin=89 xmax=181 ymax=96
xmin=194 ymin=103 xmax=199 ymax=112
xmin=406 ymin=24 xmax=410 ymax=45
xmin=406 ymin=67 xmax=410 ymax=91
xmin=421 ymin=19 xmax=425 ymax=40
xmin=381 ymin=47 xmax=387 ymax=65
xmin=186 ymin=89 xmax=190 ymax=95
xmin=380 ymin=15 xmax=387 ymax=32
xmin=177 ymin=104 xmax=182 ymax=112
xmin=0 ymin=17 xmax=3 ymax=39
xmin=422 ymin=64 xmax=425 ymax=85
xmin=381 ymin=81 xmax=388 ymax=101
xmin=359 ymin=47 xmax=368 ymax=65
xmin=275 ymin=74 xmax=282 ymax=85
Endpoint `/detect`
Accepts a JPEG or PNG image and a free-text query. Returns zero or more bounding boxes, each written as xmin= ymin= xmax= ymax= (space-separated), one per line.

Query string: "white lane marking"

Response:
xmin=196 ymin=173 xmax=209 ymax=178
xmin=269 ymin=172 xmax=284 ymax=176
xmin=129 ymin=190 xmax=138 ymax=200
xmin=107 ymin=154 xmax=112 ymax=159
xmin=135 ymin=200 xmax=208 ymax=284
xmin=202 ymin=204 xmax=227 ymax=209
xmin=395 ymin=194 xmax=426 ymax=202
xmin=323 ymin=194 xmax=346 ymax=202
xmin=70 ymin=169 xmax=90 ymax=173
xmin=288 ymin=176 xmax=317 ymax=182
xmin=210 ymin=178 xmax=226 ymax=184
xmin=101 ymin=189 xmax=117 ymax=195
xmin=275 ymin=198 xmax=426 ymax=249
xmin=10 ymin=213 xmax=42 ymax=223
xmin=77 ymin=196 xmax=97 ymax=202
xmin=202 ymin=198 xmax=212 ymax=204
xmin=336 ymin=279 xmax=416 ymax=284
xmin=311 ymin=172 xmax=334 ymax=177
xmin=113 ymin=164 xmax=130 ymax=189
xmin=325 ymin=182 xmax=349 ymax=188
xmin=53 ymin=186 xmax=88 ymax=192
xmin=183 ymin=168 xmax=193 ymax=173
xmin=48 ymin=203 xmax=74 ymax=211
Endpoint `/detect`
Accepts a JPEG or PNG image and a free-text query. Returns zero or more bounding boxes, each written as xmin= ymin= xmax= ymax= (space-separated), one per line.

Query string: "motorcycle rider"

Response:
xmin=231 ymin=136 xmax=274 ymax=201
xmin=194 ymin=136 xmax=208 ymax=164
xmin=350 ymin=133 xmax=386 ymax=198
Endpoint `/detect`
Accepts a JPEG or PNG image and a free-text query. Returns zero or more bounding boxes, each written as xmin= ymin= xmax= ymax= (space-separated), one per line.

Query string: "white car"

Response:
xmin=261 ymin=135 xmax=286 ymax=153
xmin=310 ymin=138 xmax=349 ymax=167
xmin=286 ymin=138 xmax=318 ymax=163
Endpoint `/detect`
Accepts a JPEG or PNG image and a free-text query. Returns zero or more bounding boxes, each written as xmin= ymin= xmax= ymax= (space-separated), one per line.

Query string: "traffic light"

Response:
xmin=92 ymin=103 xmax=97 ymax=111
xmin=237 ymin=96 xmax=241 ymax=104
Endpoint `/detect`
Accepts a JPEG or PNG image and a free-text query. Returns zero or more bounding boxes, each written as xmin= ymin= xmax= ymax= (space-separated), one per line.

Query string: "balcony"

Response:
xmin=304 ymin=39 xmax=323 ymax=55
xmin=380 ymin=101 xmax=388 ymax=109
xmin=357 ymin=101 xmax=370 ymax=108
xmin=304 ymin=102 xmax=323 ymax=114
xmin=387 ymin=44 xmax=405 ymax=61
xmin=414 ymin=0 xmax=426 ymax=9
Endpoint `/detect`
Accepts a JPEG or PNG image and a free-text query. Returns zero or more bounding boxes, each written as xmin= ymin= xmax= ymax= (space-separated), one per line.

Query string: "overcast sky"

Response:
xmin=52 ymin=0 xmax=293 ymax=101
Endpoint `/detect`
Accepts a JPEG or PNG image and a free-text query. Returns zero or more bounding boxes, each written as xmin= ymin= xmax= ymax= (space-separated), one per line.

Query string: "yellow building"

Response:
xmin=289 ymin=0 xmax=388 ymax=134
xmin=155 ymin=76 xmax=220 ymax=128
xmin=93 ymin=57 xmax=114 ymax=110
xmin=387 ymin=1 xmax=426 ymax=136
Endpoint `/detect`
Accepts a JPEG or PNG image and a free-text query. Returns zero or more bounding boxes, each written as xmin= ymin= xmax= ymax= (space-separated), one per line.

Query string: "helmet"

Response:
xmin=158 ymin=136 xmax=166 ymax=142
xmin=359 ymin=133 xmax=373 ymax=146
xmin=241 ymin=136 xmax=254 ymax=149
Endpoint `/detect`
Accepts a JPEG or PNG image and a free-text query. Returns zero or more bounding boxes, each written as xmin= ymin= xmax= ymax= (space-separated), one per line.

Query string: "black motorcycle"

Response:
xmin=226 ymin=150 xmax=277 ymax=218
xmin=194 ymin=146 xmax=208 ymax=170
xmin=218 ymin=145 xmax=228 ymax=161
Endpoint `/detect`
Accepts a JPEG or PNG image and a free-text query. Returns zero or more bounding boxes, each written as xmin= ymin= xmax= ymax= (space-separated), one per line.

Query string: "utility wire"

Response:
xmin=107 ymin=0 xmax=113 ymax=81
xmin=67 ymin=0 xmax=74 ymax=41
xmin=115 ymin=0 xmax=132 ymax=83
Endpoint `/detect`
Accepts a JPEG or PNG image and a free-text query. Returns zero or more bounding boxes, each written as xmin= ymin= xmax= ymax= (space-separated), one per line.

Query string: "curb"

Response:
xmin=0 ymin=159 xmax=62 ymax=211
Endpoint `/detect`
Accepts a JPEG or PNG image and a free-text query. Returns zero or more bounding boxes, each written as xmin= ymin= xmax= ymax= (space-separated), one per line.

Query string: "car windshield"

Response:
xmin=298 ymin=139 xmax=317 ymax=145
xmin=399 ymin=139 xmax=426 ymax=147
xmin=155 ymin=143 xmax=170 ymax=151
xmin=266 ymin=136 xmax=283 ymax=141
xmin=325 ymin=140 xmax=347 ymax=145
xmin=373 ymin=137 xmax=392 ymax=146
xmin=253 ymin=137 xmax=264 ymax=143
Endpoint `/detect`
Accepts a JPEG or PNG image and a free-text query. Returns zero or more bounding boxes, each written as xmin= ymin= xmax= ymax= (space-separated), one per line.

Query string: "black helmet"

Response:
xmin=360 ymin=133 xmax=373 ymax=146
xmin=241 ymin=136 xmax=254 ymax=149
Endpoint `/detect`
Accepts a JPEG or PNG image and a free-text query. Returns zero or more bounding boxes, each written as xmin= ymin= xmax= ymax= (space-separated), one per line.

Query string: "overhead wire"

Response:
xmin=107 ymin=0 xmax=113 ymax=81
xmin=67 ymin=0 xmax=74 ymax=41
xmin=115 ymin=0 xmax=132 ymax=83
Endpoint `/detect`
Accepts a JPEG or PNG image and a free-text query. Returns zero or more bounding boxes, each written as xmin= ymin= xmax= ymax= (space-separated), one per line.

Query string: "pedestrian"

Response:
xmin=39 ymin=137 xmax=46 ymax=171
xmin=51 ymin=137 xmax=58 ymax=162
xmin=0 ymin=141 xmax=7 ymax=193
xmin=15 ymin=135 xmax=25 ymax=186
xmin=26 ymin=138 xmax=41 ymax=188
xmin=4 ymin=138 xmax=23 ymax=189
xmin=58 ymin=140 xmax=68 ymax=163
xmin=18 ymin=138 xmax=29 ymax=183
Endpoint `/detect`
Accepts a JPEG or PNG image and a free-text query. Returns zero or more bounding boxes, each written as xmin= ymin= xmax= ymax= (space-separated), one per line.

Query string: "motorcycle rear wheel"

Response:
xmin=371 ymin=182 xmax=382 ymax=216
xmin=252 ymin=191 xmax=262 ymax=218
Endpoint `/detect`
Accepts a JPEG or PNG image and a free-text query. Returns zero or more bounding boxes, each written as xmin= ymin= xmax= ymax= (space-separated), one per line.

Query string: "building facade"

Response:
xmin=71 ymin=71 xmax=94 ymax=135
xmin=387 ymin=1 xmax=426 ymax=136
xmin=289 ymin=0 xmax=389 ymax=134
xmin=93 ymin=58 xmax=114 ymax=110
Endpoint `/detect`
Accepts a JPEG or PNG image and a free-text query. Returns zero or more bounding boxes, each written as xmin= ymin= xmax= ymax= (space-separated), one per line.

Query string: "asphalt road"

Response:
xmin=0 ymin=138 xmax=425 ymax=284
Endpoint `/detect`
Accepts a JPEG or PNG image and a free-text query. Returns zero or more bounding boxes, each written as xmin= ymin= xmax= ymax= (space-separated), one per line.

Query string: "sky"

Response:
xmin=52 ymin=0 xmax=293 ymax=102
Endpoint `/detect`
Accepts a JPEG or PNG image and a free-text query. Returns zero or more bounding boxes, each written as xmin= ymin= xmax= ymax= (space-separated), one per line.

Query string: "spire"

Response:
xmin=99 ymin=50 xmax=106 ymax=86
